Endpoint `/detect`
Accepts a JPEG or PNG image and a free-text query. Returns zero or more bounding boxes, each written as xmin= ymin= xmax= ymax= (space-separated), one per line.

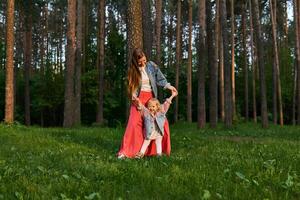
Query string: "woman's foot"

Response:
xmin=135 ymin=152 xmax=144 ymax=159
xmin=117 ymin=154 xmax=126 ymax=159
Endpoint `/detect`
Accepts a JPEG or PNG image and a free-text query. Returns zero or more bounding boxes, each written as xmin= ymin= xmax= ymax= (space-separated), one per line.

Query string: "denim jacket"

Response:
xmin=140 ymin=99 xmax=171 ymax=140
xmin=134 ymin=61 xmax=170 ymax=98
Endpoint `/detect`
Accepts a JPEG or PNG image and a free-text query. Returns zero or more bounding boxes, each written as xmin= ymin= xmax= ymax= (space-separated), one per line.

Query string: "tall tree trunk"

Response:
xmin=242 ymin=2 xmax=248 ymax=121
xmin=220 ymin=0 xmax=233 ymax=127
xmin=24 ymin=1 xmax=32 ymax=126
xmin=74 ymin=0 xmax=83 ymax=125
xmin=4 ymin=0 xmax=15 ymax=124
xmin=208 ymin=0 xmax=217 ymax=128
xmin=219 ymin=20 xmax=225 ymax=122
xmin=142 ymin=0 xmax=153 ymax=59
xmin=249 ymin=0 xmax=257 ymax=123
xmin=63 ymin=0 xmax=77 ymax=127
xmin=96 ymin=0 xmax=105 ymax=124
xmin=270 ymin=0 xmax=283 ymax=126
xmin=295 ymin=0 xmax=300 ymax=124
xmin=174 ymin=0 xmax=182 ymax=122
xmin=230 ymin=0 xmax=236 ymax=119
xmin=187 ymin=0 xmax=193 ymax=122
xmin=127 ymin=0 xmax=143 ymax=60
xmin=252 ymin=0 xmax=268 ymax=128
xmin=155 ymin=0 xmax=163 ymax=101
xmin=40 ymin=4 xmax=47 ymax=74
xmin=197 ymin=0 xmax=206 ymax=127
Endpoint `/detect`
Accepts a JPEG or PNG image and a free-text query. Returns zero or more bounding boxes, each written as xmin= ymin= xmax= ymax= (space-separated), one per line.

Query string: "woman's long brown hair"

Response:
xmin=127 ymin=48 xmax=145 ymax=97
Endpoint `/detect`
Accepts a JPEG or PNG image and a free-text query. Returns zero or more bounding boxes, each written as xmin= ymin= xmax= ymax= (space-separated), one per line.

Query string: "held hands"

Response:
xmin=167 ymin=87 xmax=178 ymax=103
xmin=132 ymin=95 xmax=142 ymax=109
xmin=167 ymin=85 xmax=178 ymax=95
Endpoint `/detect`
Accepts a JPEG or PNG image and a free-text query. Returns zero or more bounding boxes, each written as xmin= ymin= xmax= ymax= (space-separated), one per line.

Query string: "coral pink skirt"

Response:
xmin=117 ymin=91 xmax=171 ymax=158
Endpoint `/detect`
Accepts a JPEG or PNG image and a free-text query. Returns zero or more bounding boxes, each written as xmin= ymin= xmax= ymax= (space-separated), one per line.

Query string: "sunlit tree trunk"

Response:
xmin=174 ymin=0 xmax=182 ymax=122
xmin=63 ymin=0 xmax=77 ymax=127
xmin=219 ymin=19 xmax=225 ymax=122
xmin=230 ymin=0 xmax=236 ymax=119
xmin=252 ymin=0 xmax=268 ymax=128
xmin=128 ymin=0 xmax=143 ymax=59
xmin=4 ymin=0 xmax=15 ymax=124
xmin=96 ymin=0 xmax=105 ymax=124
xmin=220 ymin=0 xmax=232 ymax=127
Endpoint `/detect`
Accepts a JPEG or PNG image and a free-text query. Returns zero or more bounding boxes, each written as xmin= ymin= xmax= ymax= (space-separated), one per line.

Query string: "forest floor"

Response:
xmin=0 ymin=122 xmax=300 ymax=199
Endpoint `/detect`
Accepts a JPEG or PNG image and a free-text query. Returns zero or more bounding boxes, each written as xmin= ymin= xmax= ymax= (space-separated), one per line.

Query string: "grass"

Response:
xmin=0 ymin=122 xmax=300 ymax=199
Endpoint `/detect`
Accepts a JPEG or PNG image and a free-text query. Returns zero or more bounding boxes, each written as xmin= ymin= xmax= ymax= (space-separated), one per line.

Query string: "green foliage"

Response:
xmin=0 ymin=123 xmax=300 ymax=199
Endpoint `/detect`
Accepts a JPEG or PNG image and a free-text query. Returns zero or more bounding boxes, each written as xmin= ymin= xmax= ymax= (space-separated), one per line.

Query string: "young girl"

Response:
xmin=134 ymin=91 xmax=177 ymax=158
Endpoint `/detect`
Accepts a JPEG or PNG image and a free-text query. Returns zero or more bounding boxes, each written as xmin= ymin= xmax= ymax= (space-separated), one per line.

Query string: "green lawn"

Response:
xmin=0 ymin=123 xmax=300 ymax=199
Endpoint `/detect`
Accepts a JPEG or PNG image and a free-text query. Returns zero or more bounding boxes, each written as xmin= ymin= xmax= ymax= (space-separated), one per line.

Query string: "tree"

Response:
xmin=242 ymin=1 xmax=248 ymax=121
xmin=187 ymin=0 xmax=193 ymax=122
xmin=63 ymin=0 xmax=76 ymax=127
xmin=4 ymin=0 xmax=15 ymax=124
xmin=174 ymin=0 xmax=182 ymax=122
xmin=269 ymin=0 xmax=283 ymax=126
xmin=220 ymin=0 xmax=232 ymax=127
xmin=127 ymin=0 xmax=143 ymax=56
xmin=295 ymin=0 xmax=300 ymax=124
xmin=251 ymin=0 xmax=268 ymax=128
xmin=96 ymin=0 xmax=105 ymax=124
xmin=74 ymin=0 xmax=83 ymax=125
xmin=230 ymin=0 xmax=236 ymax=119
xmin=24 ymin=1 xmax=33 ymax=126
xmin=142 ymin=0 xmax=153 ymax=59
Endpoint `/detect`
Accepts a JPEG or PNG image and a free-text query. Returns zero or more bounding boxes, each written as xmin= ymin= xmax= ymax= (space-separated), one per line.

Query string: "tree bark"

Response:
xmin=96 ymin=0 xmax=105 ymax=124
xmin=230 ymin=0 xmax=236 ymax=120
xmin=295 ymin=0 xmax=300 ymax=124
xmin=4 ymin=0 xmax=15 ymax=124
xmin=74 ymin=0 xmax=83 ymax=125
xmin=208 ymin=0 xmax=217 ymax=128
xmin=251 ymin=0 xmax=268 ymax=128
xmin=270 ymin=0 xmax=283 ymax=126
xmin=220 ymin=0 xmax=233 ymax=127
xmin=174 ymin=0 xmax=182 ymax=122
xmin=249 ymin=0 xmax=257 ymax=123
xmin=242 ymin=2 xmax=248 ymax=121
xmin=187 ymin=0 xmax=193 ymax=122
xmin=24 ymin=1 xmax=33 ymax=126
xmin=63 ymin=0 xmax=77 ymax=127
xmin=127 ymin=0 xmax=143 ymax=60
xmin=142 ymin=0 xmax=153 ymax=59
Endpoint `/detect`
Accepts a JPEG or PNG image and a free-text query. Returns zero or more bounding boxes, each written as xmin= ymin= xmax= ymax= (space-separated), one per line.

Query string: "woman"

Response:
xmin=117 ymin=48 xmax=177 ymax=158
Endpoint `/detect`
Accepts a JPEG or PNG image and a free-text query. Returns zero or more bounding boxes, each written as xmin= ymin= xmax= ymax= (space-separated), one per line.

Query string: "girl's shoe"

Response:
xmin=135 ymin=152 xmax=144 ymax=159
xmin=117 ymin=154 xmax=126 ymax=159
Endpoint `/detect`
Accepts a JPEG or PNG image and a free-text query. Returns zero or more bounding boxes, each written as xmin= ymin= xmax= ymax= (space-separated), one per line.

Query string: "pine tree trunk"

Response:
xmin=74 ymin=0 xmax=83 ymax=125
xmin=249 ymin=0 xmax=257 ymax=123
xmin=96 ymin=0 xmax=105 ymax=124
xmin=270 ymin=0 xmax=283 ymax=126
xmin=197 ymin=0 xmax=206 ymax=127
xmin=230 ymin=0 xmax=236 ymax=120
xmin=127 ymin=0 xmax=143 ymax=59
xmin=155 ymin=0 xmax=163 ymax=101
xmin=187 ymin=0 xmax=193 ymax=122
xmin=219 ymin=21 xmax=225 ymax=122
xmin=242 ymin=2 xmax=248 ymax=121
xmin=220 ymin=0 xmax=233 ymax=127
xmin=4 ymin=0 xmax=15 ymax=124
xmin=252 ymin=0 xmax=268 ymax=128
xmin=208 ymin=0 xmax=217 ymax=128
xmin=142 ymin=0 xmax=153 ymax=59
xmin=174 ymin=0 xmax=182 ymax=122
xmin=63 ymin=0 xmax=77 ymax=127
xmin=24 ymin=1 xmax=32 ymax=126
xmin=295 ymin=0 xmax=300 ymax=124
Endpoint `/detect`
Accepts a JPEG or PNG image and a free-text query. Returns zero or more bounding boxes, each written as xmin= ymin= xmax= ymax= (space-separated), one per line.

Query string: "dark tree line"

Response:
xmin=1 ymin=0 xmax=300 ymax=128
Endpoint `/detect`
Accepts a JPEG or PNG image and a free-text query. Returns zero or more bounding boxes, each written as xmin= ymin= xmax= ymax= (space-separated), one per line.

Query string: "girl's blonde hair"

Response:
xmin=127 ymin=48 xmax=145 ymax=97
xmin=147 ymin=98 xmax=161 ymax=112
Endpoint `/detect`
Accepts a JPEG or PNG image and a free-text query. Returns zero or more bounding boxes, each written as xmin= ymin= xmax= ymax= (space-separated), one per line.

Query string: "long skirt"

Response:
xmin=117 ymin=91 xmax=171 ymax=158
